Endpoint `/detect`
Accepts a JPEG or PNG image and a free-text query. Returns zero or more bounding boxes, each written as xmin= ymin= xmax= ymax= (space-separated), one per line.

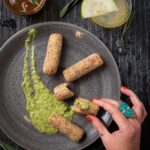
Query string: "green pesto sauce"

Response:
xmin=22 ymin=28 xmax=73 ymax=134
xmin=76 ymin=99 xmax=90 ymax=110
xmin=79 ymin=102 xmax=90 ymax=110
xmin=80 ymin=103 xmax=90 ymax=110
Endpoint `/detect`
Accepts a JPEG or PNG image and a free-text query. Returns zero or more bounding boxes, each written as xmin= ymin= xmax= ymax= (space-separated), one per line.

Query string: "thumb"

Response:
xmin=86 ymin=115 xmax=110 ymax=138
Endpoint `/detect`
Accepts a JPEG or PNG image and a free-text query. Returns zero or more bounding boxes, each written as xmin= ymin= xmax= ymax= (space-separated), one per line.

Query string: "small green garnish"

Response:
xmin=28 ymin=0 xmax=38 ymax=5
xmin=80 ymin=103 xmax=90 ymax=110
xmin=120 ymin=11 xmax=136 ymax=40
xmin=60 ymin=0 xmax=81 ymax=18
xmin=78 ymin=101 xmax=90 ymax=110
xmin=28 ymin=28 xmax=38 ymax=40
xmin=0 ymin=140 xmax=15 ymax=150
xmin=71 ymin=106 xmax=75 ymax=111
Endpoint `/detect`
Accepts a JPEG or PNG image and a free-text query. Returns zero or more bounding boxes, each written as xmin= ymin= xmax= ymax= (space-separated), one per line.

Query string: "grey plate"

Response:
xmin=0 ymin=22 xmax=121 ymax=150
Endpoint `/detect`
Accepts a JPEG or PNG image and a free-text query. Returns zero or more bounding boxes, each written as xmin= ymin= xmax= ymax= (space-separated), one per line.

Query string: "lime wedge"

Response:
xmin=81 ymin=0 xmax=118 ymax=19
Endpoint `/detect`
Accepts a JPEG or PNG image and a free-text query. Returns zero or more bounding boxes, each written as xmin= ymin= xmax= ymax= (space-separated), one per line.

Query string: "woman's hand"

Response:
xmin=86 ymin=86 xmax=147 ymax=150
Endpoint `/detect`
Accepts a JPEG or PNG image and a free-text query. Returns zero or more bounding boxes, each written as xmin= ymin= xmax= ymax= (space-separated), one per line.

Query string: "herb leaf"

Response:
xmin=116 ymin=11 xmax=135 ymax=55
xmin=28 ymin=0 xmax=38 ymax=5
xmin=71 ymin=0 xmax=80 ymax=8
xmin=60 ymin=0 xmax=81 ymax=18
xmin=121 ymin=11 xmax=136 ymax=40
xmin=60 ymin=0 xmax=76 ymax=18
xmin=0 ymin=140 xmax=15 ymax=150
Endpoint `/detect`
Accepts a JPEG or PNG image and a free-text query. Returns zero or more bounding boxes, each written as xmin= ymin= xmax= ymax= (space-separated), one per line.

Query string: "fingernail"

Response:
xmin=121 ymin=86 xmax=128 ymax=90
xmin=86 ymin=116 xmax=93 ymax=123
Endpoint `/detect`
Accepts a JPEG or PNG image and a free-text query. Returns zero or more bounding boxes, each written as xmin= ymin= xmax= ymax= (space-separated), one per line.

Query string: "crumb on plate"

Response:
xmin=75 ymin=31 xmax=84 ymax=39
xmin=24 ymin=115 xmax=31 ymax=123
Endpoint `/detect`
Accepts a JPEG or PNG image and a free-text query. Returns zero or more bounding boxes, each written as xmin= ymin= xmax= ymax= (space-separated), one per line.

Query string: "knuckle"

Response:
xmin=128 ymin=126 xmax=136 ymax=137
xmin=144 ymin=110 xmax=148 ymax=117
xmin=111 ymin=107 xmax=119 ymax=115
xmin=136 ymin=103 xmax=144 ymax=110
xmin=123 ymin=124 xmax=132 ymax=130
xmin=135 ymin=122 xmax=141 ymax=130
xmin=107 ymin=104 xmax=117 ymax=113
xmin=143 ymin=108 xmax=148 ymax=117
xmin=137 ymin=101 xmax=143 ymax=107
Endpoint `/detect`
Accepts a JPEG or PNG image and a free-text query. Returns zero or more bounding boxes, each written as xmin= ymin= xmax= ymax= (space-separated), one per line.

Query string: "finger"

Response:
xmin=128 ymin=118 xmax=141 ymax=130
xmin=93 ymin=99 xmax=130 ymax=130
xmin=142 ymin=106 xmax=147 ymax=118
xmin=86 ymin=115 xmax=110 ymax=138
xmin=140 ymin=108 xmax=147 ymax=123
xmin=93 ymin=98 xmax=120 ymax=107
xmin=140 ymin=102 xmax=147 ymax=123
xmin=121 ymin=86 xmax=141 ymax=107
xmin=121 ymin=86 xmax=146 ymax=123
xmin=132 ymin=107 xmax=143 ymax=123
xmin=97 ymin=99 xmax=141 ymax=125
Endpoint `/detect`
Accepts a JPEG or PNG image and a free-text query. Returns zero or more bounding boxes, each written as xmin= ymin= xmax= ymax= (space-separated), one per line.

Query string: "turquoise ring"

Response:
xmin=119 ymin=102 xmax=135 ymax=118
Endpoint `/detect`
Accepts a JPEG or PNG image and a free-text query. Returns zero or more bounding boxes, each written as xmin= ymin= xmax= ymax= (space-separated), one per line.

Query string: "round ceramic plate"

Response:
xmin=0 ymin=22 xmax=121 ymax=150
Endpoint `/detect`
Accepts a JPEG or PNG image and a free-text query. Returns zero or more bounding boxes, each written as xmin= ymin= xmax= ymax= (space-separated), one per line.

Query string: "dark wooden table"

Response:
xmin=0 ymin=0 xmax=150 ymax=150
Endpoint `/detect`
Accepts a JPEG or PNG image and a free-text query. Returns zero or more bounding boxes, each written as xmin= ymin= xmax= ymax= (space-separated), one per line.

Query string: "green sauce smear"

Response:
xmin=22 ymin=28 xmax=73 ymax=134
xmin=77 ymin=100 xmax=90 ymax=110
xmin=80 ymin=102 xmax=90 ymax=110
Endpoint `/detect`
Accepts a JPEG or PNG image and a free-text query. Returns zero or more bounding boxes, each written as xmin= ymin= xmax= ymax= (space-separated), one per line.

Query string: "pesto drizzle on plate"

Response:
xmin=22 ymin=28 xmax=73 ymax=134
